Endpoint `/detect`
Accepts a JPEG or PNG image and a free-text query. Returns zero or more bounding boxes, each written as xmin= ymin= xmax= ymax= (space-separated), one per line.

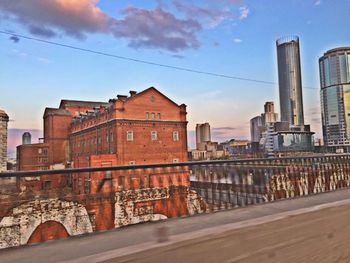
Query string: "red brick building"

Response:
xmin=17 ymin=87 xmax=188 ymax=171
xmin=70 ymin=87 xmax=188 ymax=168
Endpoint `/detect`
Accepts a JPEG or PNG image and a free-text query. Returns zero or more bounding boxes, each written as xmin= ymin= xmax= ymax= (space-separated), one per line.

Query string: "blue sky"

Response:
xmin=1 ymin=0 xmax=350 ymax=149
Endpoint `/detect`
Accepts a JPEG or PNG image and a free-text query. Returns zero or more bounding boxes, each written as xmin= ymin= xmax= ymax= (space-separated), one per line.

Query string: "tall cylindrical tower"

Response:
xmin=0 ymin=109 xmax=9 ymax=172
xmin=276 ymin=36 xmax=304 ymax=127
xmin=22 ymin=132 xmax=32 ymax=145
xmin=195 ymin=123 xmax=211 ymax=149
xmin=319 ymin=47 xmax=350 ymax=152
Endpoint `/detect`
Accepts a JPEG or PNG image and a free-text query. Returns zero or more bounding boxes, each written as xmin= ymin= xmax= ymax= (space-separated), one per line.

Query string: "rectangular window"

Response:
xmin=339 ymin=54 xmax=348 ymax=83
xmin=151 ymin=131 xmax=157 ymax=141
xmin=110 ymin=132 xmax=113 ymax=142
xmin=158 ymin=113 xmax=161 ymax=119
xmin=146 ymin=112 xmax=149 ymax=119
xmin=127 ymin=131 xmax=133 ymax=141
xmin=38 ymin=148 xmax=42 ymax=154
xmin=106 ymin=133 xmax=109 ymax=143
xmin=151 ymin=112 xmax=155 ymax=119
xmin=43 ymin=181 xmax=51 ymax=190
xmin=173 ymin=131 xmax=179 ymax=141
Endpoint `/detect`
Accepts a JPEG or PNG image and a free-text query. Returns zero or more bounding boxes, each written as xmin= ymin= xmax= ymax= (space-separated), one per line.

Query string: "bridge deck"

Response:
xmin=1 ymin=189 xmax=350 ymax=263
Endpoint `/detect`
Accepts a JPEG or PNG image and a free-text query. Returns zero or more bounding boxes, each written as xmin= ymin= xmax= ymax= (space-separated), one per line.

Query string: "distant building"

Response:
xmin=190 ymin=123 xmax=229 ymax=160
xmin=261 ymin=102 xmax=278 ymax=124
xmin=195 ymin=123 xmax=211 ymax=150
xmin=276 ymin=36 xmax=304 ymax=127
xmin=250 ymin=116 xmax=262 ymax=143
xmin=273 ymin=36 xmax=314 ymax=155
xmin=0 ymin=109 xmax=9 ymax=172
xmin=221 ymin=139 xmax=250 ymax=155
xmin=189 ymin=149 xmax=207 ymax=161
xmin=22 ymin=132 xmax=32 ymax=145
xmin=17 ymin=87 xmax=188 ymax=172
xmin=250 ymin=102 xmax=278 ymax=153
xmin=319 ymin=47 xmax=350 ymax=153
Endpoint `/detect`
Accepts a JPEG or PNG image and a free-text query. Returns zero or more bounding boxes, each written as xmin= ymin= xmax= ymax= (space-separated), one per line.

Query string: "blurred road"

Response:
xmin=109 ymin=202 xmax=350 ymax=263
xmin=1 ymin=189 xmax=350 ymax=263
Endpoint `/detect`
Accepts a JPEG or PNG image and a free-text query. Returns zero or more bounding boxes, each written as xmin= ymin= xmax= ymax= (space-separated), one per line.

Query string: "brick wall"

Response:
xmin=0 ymin=112 xmax=9 ymax=172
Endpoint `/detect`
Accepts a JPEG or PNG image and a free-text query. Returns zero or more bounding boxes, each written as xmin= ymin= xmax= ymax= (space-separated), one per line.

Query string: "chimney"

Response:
xmin=117 ymin=95 xmax=127 ymax=101
xmin=129 ymin=90 xmax=137 ymax=97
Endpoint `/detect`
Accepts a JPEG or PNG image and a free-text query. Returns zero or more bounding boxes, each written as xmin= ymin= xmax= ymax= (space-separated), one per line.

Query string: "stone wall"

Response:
xmin=0 ymin=185 xmax=205 ymax=249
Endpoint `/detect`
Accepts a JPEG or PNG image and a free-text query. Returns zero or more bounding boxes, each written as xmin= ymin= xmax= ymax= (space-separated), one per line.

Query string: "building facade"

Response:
xmin=0 ymin=110 xmax=9 ymax=172
xmin=250 ymin=101 xmax=278 ymax=153
xmin=319 ymin=47 xmax=350 ymax=152
xmin=69 ymin=88 xmax=188 ymax=168
xmin=276 ymin=36 xmax=304 ymax=127
xmin=250 ymin=116 xmax=263 ymax=144
xmin=195 ymin=123 xmax=211 ymax=150
xmin=17 ymin=87 xmax=188 ymax=171
xmin=261 ymin=102 xmax=278 ymax=124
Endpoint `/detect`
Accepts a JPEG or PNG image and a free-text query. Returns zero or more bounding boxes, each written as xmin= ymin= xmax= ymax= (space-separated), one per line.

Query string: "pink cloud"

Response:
xmin=0 ymin=0 xmax=248 ymax=52
xmin=0 ymin=0 xmax=111 ymax=39
xmin=112 ymin=6 xmax=201 ymax=52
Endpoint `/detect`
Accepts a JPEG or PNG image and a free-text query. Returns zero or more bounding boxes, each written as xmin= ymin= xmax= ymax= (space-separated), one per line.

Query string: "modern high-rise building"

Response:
xmin=250 ymin=116 xmax=262 ymax=143
xmin=0 ymin=109 xmax=9 ymax=172
xmin=319 ymin=47 xmax=350 ymax=152
xmin=196 ymin=123 xmax=211 ymax=150
xmin=276 ymin=36 xmax=304 ymax=127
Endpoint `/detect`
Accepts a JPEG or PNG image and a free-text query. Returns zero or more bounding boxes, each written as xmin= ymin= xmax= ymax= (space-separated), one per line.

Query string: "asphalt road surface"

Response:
xmin=1 ymin=189 xmax=350 ymax=263
xmin=109 ymin=203 xmax=350 ymax=263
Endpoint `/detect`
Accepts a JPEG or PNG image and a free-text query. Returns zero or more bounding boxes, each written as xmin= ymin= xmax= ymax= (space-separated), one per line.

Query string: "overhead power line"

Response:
xmin=0 ymin=30 xmax=317 ymax=89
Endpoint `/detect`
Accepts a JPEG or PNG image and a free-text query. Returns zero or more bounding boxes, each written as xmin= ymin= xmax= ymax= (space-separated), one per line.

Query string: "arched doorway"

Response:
xmin=28 ymin=221 xmax=69 ymax=244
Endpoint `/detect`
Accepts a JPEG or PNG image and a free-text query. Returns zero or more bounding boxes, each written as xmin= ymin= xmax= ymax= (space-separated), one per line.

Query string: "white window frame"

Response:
xmin=173 ymin=131 xmax=179 ymax=141
xmin=173 ymin=158 xmax=179 ymax=163
xmin=151 ymin=131 xmax=157 ymax=141
xmin=127 ymin=131 xmax=133 ymax=141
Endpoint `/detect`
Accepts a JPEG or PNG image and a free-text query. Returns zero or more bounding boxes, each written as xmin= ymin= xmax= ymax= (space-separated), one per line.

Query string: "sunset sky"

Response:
xmin=1 ymin=0 xmax=350 ymax=151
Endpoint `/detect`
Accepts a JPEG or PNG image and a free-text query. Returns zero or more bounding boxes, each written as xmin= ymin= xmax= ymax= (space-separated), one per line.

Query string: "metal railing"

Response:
xmin=1 ymin=154 xmax=350 ymax=249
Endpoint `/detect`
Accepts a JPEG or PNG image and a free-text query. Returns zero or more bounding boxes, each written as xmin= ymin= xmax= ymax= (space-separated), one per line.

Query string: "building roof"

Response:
xmin=323 ymin=47 xmax=350 ymax=56
xmin=59 ymin=100 xmax=110 ymax=109
xmin=44 ymin=108 xmax=72 ymax=117
xmin=124 ymin=87 xmax=185 ymax=107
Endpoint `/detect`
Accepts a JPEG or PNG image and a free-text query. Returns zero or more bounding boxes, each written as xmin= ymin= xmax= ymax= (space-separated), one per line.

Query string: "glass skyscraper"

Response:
xmin=276 ymin=36 xmax=304 ymax=127
xmin=319 ymin=47 xmax=350 ymax=152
